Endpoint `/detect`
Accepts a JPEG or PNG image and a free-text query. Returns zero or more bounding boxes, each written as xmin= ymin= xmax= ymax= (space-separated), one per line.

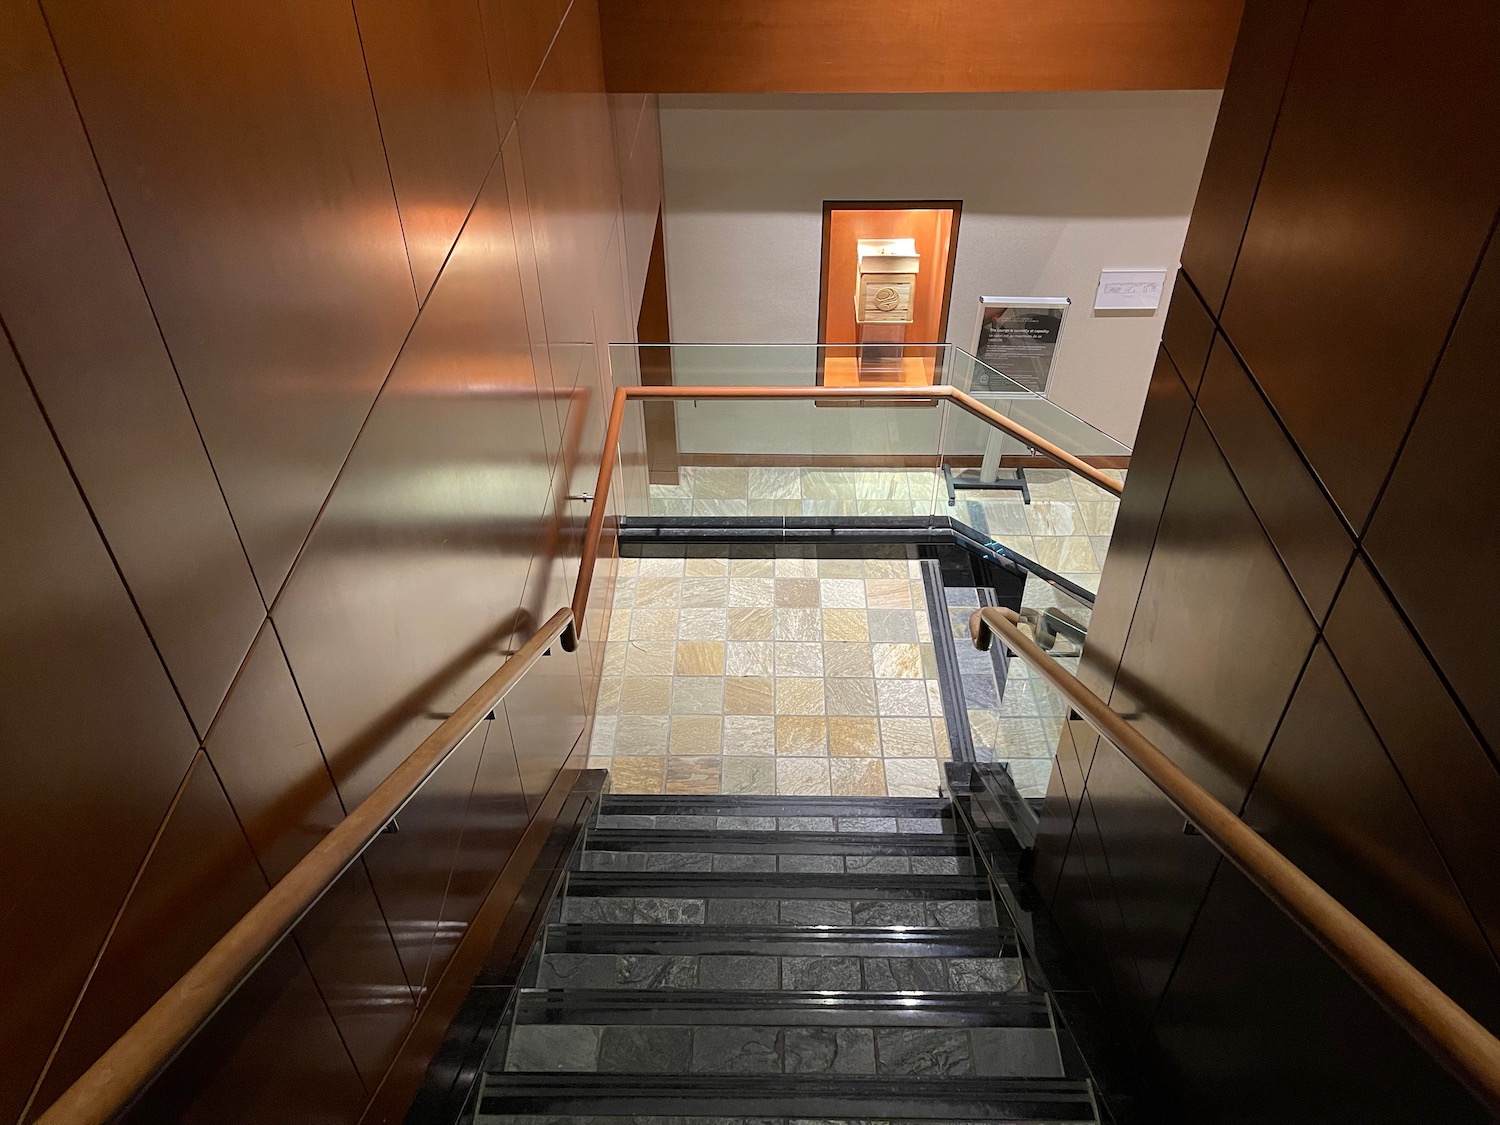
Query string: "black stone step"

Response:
xmin=546 ymin=923 xmax=1017 ymax=957
xmin=565 ymin=871 xmax=991 ymax=899
xmin=479 ymin=1074 xmax=1097 ymax=1121
xmin=515 ymin=988 xmax=1051 ymax=1027
xmin=599 ymin=795 xmax=952 ymax=819
xmin=583 ymin=828 xmax=973 ymax=856
xmin=538 ymin=947 xmax=1024 ymax=994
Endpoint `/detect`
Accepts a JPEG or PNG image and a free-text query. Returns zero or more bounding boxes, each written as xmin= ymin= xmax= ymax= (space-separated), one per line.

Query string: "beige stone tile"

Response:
xmin=775 ymin=642 xmax=824 ymax=677
xmin=585 ymin=755 xmax=612 ymax=771
xmin=671 ymin=677 xmax=724 ymax=714
xmin=876 ymin=679 xmax=929 ymax=716
xmin=773 ymin=607 xmax=822 ymax=641
xmin=748 ymin=467 xmax=801 ymax=500
xmin=723 ymin=756 xmax=776 ymax=794
xmin=728 ymin=577 xmax=775 ymax=606
xmin=611 ymin=755 xmax=665 ymax=794
xmin=639 ymin=557 xmax=685 ymax=577
xmin=634 ymin=577 xmax=682 ymax=607
xmin=1022 ymin=500 xmax=1083 ymax=537
xmin=675 ymin=641 xmax=726 ymax=675
xmin=819 ymin=578 xmax=867 ymax=608
xmin=623 ymin=640 xmax=675 ymax=676
xmin=725 ymin=641 xmax=775 ymax=677
xmin=681 ymin=576 xmax=728 ymax=607
xmin=817 ymin=558 xmax=863 ymax=578
xmin=775 ymin=678 xmax=826 ymax=716
xmin=616 ymin=556 xmax=640 ymax=576
xmin=925 ymin=679 xmax=944 ymax=714
xmin=620 ymin=676 xmax=671 ymax=714
xmin=588 ymin=714 xmax=618 ymax=756
xmin=775 ymin=578 xmax=820 ymax=607
xmin=724 ymin=676 xmax=774 ymax=714
xmin=727 ymin=607 xmax=774 ymax=640
xmin=629 ymin=607 xmax=679 ymax=639
xmin=729 ymin=557 xmax=773 ymax=577
xmin=723 ymin=715 xmax=776 ymax=755
xmin=774 ymin=557 xmax=818 ymax=577
xmin=669 ymin=715 xmax=722 ymax=755
xmin=831 ymin=757 xmax=887 ymax=797
xmin=615 ymin=715 xmax=670 ymax=754
xmin=687 ymin=466 xmax=749 ymax=499
xmin=1031 ymin=537 xmax=1100 ymax=572
xmin=777 ymin=757 xmax=831 ymax=796
xmin=824 ymin=642 xmax=874 ymax=678
xmin=864 ymin=579 xmax=913 ymax=608
xmin=1023 ymin=470 xmax=1077 ymax=501
xmin=822 ymin=609 xmax=870 ymax=642
xmin=601 ymin=639 xmax=627 ymax=676
xmin=967 ymin=710 xmax=1000 ymax=749
xmin=872 ymin=642 xmax=923 ymax=679
xmin=684 ymin=557 xmax=729 ymax=577
xmin=665 ymin=756 xmax=722 ymax=795
xmin=595 ymin=677 xmax=622 ymax=713
xmin=932 ymin=716 xmax=950 ymax=752
xmin=884 ymin=757 xmax=940 ymax=797
xmin=996 ymin=717 xmax=1058 ymax=758
xmin=863 ymin=559 xmax=908 ymax=579
xmin=880 ymin=716 xmax=938 ymax=757
xmin=801 ymin=470 xmax=856 ymax=500
xmin=921 ymin=647 xmax=939 ymax=680
xmin=678 ymin=607 xmax=728 ymax=640
xmin=828 ymin=716 xmax=880 ymax=757
xmin=775 ymin=716 xmax=827 ymax=756
xmin=1077 ymin=501 xmax=1118 ymax=536
xmin=826 ymin=678 xmax=878 ymax=716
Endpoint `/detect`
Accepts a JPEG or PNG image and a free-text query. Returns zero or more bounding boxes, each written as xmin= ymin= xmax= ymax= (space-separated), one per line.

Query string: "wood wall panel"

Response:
xmin=355 ymin=0 xmax=502 ymax=302
xmin=1364 ymin=236 xmax=1500 ymax=751
xmin=204 ymin=621 xmax=414 ymax=1082
xmin=1037 ymin=4 xmax=1500 ymax=1118
xmin=28 ymin=754 xmax=274 ymax=1113
xmin=1177 ymin=0 xmax=1307 ymax=313
xmin=41 ymin=0 xmax=418 ymax=599
xmin=0 ymin=342 xmax=202 ymax=1123
xmin=1195 ymin=337 xmax=1352 ymax=621
xmin=0 ymin=1 xmax=265 ymax=734
xmin=1218 ymin=0 xmax=1500 ymax=528
xmin=599 ymin=0 xmax=1244 ymax=93
xmin=6 ymin=0 xmax=640 ymax=1116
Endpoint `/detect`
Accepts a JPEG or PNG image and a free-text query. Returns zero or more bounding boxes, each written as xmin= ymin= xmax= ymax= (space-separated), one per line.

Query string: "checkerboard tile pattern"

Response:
xmin=588 ymin=556 xmax=948 ymax=798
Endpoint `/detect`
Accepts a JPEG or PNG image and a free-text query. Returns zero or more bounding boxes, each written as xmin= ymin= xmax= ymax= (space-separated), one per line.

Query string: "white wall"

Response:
xmin=659 ymin=92 xmax=1221 ymax=444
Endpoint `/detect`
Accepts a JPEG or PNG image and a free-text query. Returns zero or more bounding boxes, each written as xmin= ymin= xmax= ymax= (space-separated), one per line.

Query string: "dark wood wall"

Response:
xmin=0 ymin=1 xmax=660 ymax=1120
xmin=1033 ymin=1 xmax=1500 ymax=1120
xmin=598 ymin=0 xmax=1244 ymax=93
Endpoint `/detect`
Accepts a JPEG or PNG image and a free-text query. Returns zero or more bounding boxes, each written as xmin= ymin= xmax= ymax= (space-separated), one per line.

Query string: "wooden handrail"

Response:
xmin=35 ymin=607 xmax=576 ymax=1125
xmin=569 ymin=382 xmax=1122 ymax=632
xmin=968 ymin=605 xmax=1500 ymax=1116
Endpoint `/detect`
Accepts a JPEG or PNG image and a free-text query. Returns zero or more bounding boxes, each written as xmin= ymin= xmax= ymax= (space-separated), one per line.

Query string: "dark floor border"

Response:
xmin=619 ymin=515 xmax=1096 ymax=609
xmin=920 ymin=557 xmax=977 ymax=763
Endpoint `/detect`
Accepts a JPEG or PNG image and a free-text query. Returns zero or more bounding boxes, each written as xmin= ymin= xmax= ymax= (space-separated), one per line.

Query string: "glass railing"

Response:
xmin=602 ymin=343 xmax=1129 ymax=794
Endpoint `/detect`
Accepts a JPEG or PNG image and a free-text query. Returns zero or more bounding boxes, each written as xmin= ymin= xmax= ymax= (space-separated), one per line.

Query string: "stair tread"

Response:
xmin=566 ymin=872 xmax=989 ymax=896
xmin=480 ymin=1073 xmax=1094 ymax=1122
xmin=547 ymin=923 xmax=1015 ymax=950
xmin=516 ymin=988 xmax=1051 ymax=1026
xmin=584 ymin=829 xmax=972 ymax=854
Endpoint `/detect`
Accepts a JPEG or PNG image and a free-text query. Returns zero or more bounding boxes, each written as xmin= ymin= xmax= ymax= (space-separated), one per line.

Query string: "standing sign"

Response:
xmin=969 ymin=296 xmax=1069 ymax=394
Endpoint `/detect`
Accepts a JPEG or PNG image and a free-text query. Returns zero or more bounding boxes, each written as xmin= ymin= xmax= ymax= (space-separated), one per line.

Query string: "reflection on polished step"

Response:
xmin=473 ymin=792 xmax=1099 ymax=1125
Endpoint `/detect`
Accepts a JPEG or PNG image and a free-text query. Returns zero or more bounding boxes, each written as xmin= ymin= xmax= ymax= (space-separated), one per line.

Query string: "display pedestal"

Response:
xmin=856 ymin=321 xmax=907 ymax=380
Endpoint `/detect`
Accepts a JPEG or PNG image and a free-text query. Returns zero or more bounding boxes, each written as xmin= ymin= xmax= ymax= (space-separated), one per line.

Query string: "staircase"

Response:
xmin=475 ymin=792 xmax=1100 ymax=1123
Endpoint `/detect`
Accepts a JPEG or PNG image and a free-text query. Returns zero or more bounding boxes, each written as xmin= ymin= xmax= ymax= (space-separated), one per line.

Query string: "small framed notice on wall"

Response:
xmin=1094 ymin=269 xmax=1167 ymax=310
xmin=970 ymin=296 xmax=1069 ymax=394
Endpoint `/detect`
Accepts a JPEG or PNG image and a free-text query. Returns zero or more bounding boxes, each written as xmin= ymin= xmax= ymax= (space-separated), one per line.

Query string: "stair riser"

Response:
xmin=502 ymin=1024 xmax=1065 ymax=1079
xmin=538 ymin=952 xmax=1024 ymax=993
xmin=581 ymin=852 xmax=976 ymax=875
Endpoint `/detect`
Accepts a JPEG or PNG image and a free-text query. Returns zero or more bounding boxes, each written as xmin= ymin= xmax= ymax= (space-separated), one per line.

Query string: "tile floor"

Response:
xmin=587 ymin=555 xmax=949 ymax=798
